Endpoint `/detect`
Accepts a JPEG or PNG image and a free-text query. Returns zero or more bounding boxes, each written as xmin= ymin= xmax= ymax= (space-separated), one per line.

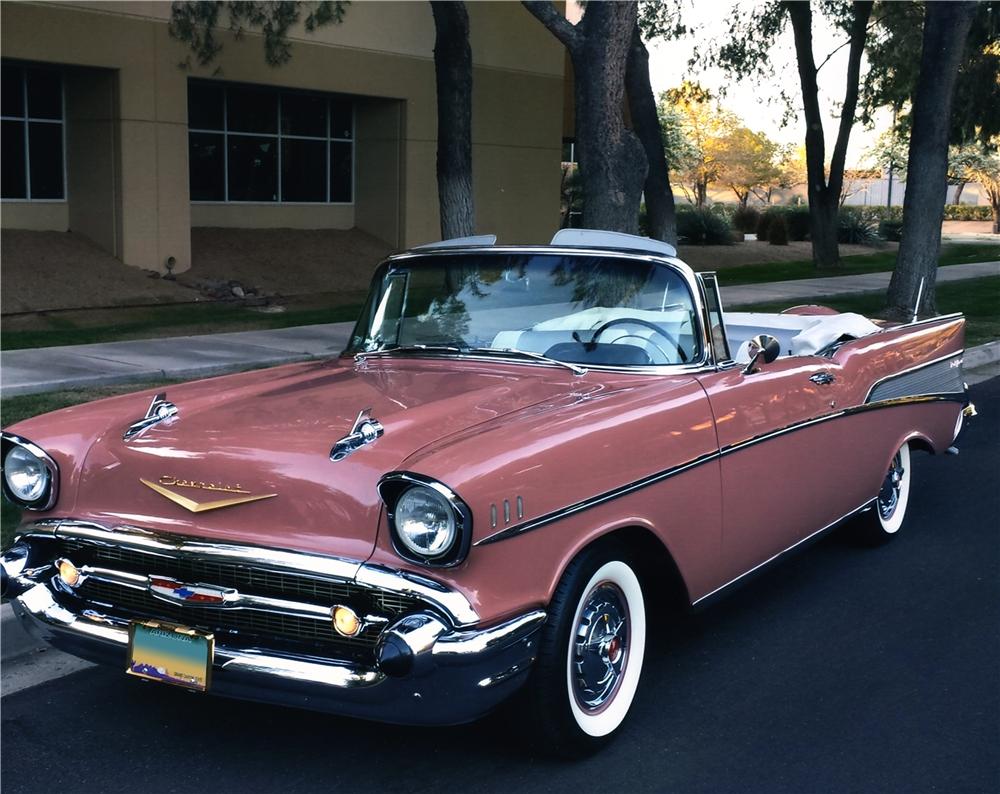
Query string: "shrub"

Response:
xmin=837 ymin=208 xmax=881 ymax=245
xmin=943 ymin=204 xmax=992 ymax=221
xmin=878 ymin=219 xmax=904 ymax=242
xmin=756 ymin=207 xmax=784 ymax=240
xmin=767 ymin=214 xmax=789 ymax=245
xmin=785 ymin=207 xmax=811 ymax=241
xmin=676 ymin=207 xmax=734 ymax=245
xmin=732 ymin=205 xmax=761 ymax=233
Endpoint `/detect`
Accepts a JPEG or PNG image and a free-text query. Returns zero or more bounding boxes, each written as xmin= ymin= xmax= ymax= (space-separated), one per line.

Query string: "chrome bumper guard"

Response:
xmin=3 ymin=523 xmax=546 ymax=726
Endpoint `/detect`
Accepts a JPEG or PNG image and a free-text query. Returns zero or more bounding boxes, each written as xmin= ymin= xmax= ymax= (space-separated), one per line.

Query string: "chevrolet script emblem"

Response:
xmin=140 ymin=475 xmax=276 ymax=513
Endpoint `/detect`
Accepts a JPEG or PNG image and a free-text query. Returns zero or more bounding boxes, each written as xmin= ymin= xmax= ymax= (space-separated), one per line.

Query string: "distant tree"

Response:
xmin=711 ymin=1 xmax=874 ymax=269
xmin=960 ymin=147 xmax=1000 ymax=234
xmin=767 ymin=143 xmax=808 ymax=203
xmin=524 ymin=0 xmax=647 ymax=233
xmin=659 ymin=82 xmax=734 ymax=207
xmin=716 ymin=126 xmax=780 ymax=207
xmin=886 ymin=1 xmax=978 ymax=320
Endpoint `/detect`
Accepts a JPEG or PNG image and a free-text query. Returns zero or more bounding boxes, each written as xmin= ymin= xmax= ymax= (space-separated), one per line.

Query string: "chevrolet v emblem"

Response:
xmin=140 ymin=478 xmax=276 ymax=512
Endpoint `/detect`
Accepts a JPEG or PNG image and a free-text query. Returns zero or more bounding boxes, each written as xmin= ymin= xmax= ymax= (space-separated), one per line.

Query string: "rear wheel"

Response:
xmin=854 ymin=442 xmax=912 ymax=544
xmin=521 ymin=543 xmax=646 ymax=757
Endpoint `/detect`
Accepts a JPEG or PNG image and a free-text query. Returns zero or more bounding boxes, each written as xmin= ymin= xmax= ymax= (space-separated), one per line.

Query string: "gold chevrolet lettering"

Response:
xmin=142 ymin=478 xmax=276 ymax=512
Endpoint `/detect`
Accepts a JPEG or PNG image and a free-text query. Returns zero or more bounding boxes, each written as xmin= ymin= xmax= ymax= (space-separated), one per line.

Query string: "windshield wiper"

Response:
xmin=356 ymin=344 xmax=587 ymax=375
xmin=465 ymin=347 xmax=588 ymax=376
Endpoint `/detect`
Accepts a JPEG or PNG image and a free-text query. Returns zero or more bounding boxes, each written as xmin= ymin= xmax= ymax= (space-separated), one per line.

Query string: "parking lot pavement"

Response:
xmin=2 ymin=377 xmax=997 ymax=793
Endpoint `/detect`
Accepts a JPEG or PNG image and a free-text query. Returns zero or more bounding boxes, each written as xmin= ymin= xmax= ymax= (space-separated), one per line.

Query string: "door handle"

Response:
xmin=809 ymin=372 xmax=836 ymax=385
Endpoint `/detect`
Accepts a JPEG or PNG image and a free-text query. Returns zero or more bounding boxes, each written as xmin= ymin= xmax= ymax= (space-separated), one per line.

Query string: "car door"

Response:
xmin=696 ymin=355 xmax=849 ymax=586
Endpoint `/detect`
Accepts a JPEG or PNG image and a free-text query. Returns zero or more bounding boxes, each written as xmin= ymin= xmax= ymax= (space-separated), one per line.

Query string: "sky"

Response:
xmin=644 ymin=0 xmax=893 ymax=169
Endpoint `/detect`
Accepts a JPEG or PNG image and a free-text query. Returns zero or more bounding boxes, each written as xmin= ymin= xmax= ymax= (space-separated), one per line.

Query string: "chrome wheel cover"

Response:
xmin=878 ymin=450 xmax=906 ymax=520
xmin=571 ymin=582 xmax=630 ymax=712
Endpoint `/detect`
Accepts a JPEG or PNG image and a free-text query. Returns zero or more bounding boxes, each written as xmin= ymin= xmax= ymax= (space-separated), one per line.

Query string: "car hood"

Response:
xmin=55 ymin=357 xmax=585 ymax=559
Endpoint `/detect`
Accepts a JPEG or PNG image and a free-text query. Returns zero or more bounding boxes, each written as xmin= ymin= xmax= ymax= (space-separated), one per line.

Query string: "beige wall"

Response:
xmin=65 ymin=67 xmax=121 ymax=255
xmin=1 ymin=203 xmax=68 ymax=230
xmin=2 ymin=1 xmax=564 ymax=271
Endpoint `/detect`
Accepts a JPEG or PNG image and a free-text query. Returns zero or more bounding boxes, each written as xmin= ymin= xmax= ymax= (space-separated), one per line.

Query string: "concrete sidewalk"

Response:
xmin=2 ymin=260 xmax=998 ymax=398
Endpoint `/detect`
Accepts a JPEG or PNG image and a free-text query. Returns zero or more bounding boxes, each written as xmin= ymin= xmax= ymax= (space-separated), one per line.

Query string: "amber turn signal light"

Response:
xmin=332 ymin=605 xmax=362 ymax=637
xmin=56 ymin=558 xmax=81 ymax=588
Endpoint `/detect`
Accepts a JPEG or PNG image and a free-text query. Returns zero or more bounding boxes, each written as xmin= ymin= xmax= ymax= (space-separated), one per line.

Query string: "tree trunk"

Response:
xmin=626 ymin=24 xmax=676 ymax=244
xmin=524 ymin=0 xmax=647 ymax=234
xmin=886 ymin=2 xmax=976 ymax=319
xmin=430 ymin=1 xmax=474 ymax=240
xmin=786 ymin=0 xmax=872 ymax=269
xmin=952 ymin=180 xmax=966 ymax=205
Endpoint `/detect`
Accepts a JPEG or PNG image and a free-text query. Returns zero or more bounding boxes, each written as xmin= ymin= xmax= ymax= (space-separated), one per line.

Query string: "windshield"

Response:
xmin=346 ymin=253 xmax=703 ymax=367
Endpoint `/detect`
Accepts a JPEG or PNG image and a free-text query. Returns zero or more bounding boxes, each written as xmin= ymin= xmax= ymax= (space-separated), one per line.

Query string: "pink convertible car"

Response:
xmin=1 ymin=230 xmax=976 ymax=755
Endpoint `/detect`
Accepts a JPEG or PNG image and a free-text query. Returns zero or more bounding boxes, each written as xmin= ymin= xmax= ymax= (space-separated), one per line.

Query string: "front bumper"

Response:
xmin=3 ymin=524 xmax=545 ymax=726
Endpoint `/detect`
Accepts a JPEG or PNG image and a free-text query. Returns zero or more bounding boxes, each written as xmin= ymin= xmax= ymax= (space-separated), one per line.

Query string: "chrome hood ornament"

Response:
xmin=330 ymin=409 xmax=384 ymax=461
xmin=123 ymin=393 xmax=179 ymax=441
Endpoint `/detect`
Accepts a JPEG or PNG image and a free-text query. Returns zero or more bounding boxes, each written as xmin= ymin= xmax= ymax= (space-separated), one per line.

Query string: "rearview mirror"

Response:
xmin=743 ymin=334 xmax=781 ymax=375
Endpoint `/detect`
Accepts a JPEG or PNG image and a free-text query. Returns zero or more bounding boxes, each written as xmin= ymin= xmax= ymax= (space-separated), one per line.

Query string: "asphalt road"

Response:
xmin=3 ymin=378 xmax=998 ymax=794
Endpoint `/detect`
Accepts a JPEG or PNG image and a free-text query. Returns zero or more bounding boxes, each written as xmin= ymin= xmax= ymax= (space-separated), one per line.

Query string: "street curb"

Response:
xmin=965 ymin=340 xmax=1000 ymax=370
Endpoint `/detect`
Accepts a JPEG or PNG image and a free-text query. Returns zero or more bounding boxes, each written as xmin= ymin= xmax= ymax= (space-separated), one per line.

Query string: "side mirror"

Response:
xmin=743 ymin=334 xmax=781 ymax=375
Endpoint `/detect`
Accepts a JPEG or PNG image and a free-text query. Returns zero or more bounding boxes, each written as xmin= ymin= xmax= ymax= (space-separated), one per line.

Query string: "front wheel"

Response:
xmin=521 ymin=544 xmax=646 ymax=757
xmin=853 ymin=442 xmax=912 ymax=545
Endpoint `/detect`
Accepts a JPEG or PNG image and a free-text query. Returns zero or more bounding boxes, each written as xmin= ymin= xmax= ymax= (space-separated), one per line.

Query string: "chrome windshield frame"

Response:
xmin=345 ymin=246 xmax=717 ymax=376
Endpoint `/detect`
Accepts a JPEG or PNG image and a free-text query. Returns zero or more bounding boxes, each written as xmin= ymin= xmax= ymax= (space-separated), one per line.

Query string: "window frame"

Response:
xmin=187 ymin=79 xmax=355 ymax=206
xmin=0 ymin=62 xmax=67 ymax=203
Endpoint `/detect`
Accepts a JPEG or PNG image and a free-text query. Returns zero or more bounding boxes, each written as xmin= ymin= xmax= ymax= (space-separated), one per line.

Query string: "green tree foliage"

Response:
xmin=862 ymin=1 xmax=1000 ymax=148
xmin=169 ymin=1 xmax=349 ymax=67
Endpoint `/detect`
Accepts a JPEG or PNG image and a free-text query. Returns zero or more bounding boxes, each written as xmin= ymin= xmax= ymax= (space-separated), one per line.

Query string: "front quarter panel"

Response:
xmin=366 ymin=373 xmax=723 ymax=624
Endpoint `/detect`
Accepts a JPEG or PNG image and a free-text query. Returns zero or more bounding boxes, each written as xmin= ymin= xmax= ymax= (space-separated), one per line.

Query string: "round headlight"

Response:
xmin=393 ymin=485 xmax=457 ymax=560
xmin=4 ymin=445 xmax=50 ymax=505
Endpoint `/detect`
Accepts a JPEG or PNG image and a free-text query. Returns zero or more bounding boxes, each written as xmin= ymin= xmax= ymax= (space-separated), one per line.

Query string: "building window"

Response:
xmin=1 ymin=63 xmax=65 ymax=201
xmin=187 ymin=79 xmax=353 ymax=204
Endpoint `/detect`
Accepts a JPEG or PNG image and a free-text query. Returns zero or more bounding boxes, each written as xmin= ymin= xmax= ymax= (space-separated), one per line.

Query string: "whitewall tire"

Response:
xmin=520 ymin=543 xmax=647 ymax=757
xmin=855 ymin=442 xmax=912 ymax=544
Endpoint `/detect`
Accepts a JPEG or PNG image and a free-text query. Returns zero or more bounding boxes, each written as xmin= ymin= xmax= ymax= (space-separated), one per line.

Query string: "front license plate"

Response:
xmin=127 ymin=621 xmax=214 ymax=692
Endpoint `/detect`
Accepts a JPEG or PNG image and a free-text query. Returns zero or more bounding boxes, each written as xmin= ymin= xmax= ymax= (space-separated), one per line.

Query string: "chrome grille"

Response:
xmin=81 ymin=579 xmax=381 ymax=659
xmin=59 ymin=540 xmax=419 ymax=616
xmin=49 ymin=539 xmax=427 ymax=660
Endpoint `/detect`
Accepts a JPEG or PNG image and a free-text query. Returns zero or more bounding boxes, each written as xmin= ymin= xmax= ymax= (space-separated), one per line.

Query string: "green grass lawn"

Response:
xmin=1 ymin=295 xmax=364 ymax=351
xmin=716 ymin=242 xmax=1000 ymax=286
xmin=731 ymin=275 xmax=1000 ymax=348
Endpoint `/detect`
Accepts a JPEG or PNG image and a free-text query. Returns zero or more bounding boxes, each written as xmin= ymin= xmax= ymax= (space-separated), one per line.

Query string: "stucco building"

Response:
xmin=1 ymin=1 xmax=565 ymax=274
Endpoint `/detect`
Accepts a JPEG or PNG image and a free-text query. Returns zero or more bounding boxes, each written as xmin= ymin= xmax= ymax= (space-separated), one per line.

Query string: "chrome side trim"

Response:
xmin=17 ymin=520 xmax=481 ymax=628
xmin=474 ymin=392 xmax=966 ymax=547
xmin=0 ymin=432 xmax=60 ymax=511
xmin=475 ymin=450 xmax=721 ymax=546
xmin=692 ymin=499 xmax=877 ymax=608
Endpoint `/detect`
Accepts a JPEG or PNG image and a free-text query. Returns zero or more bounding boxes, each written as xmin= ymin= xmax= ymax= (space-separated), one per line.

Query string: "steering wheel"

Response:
xmin=586 ymin=318 xmax=689 ymax=364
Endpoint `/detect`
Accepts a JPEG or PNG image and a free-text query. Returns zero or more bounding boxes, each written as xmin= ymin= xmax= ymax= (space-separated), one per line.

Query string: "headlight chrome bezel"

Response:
xmin=377 ymin=472 xmax=472 ymax=567
xmin=1 ymin=432 xmax=59 ymax=511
